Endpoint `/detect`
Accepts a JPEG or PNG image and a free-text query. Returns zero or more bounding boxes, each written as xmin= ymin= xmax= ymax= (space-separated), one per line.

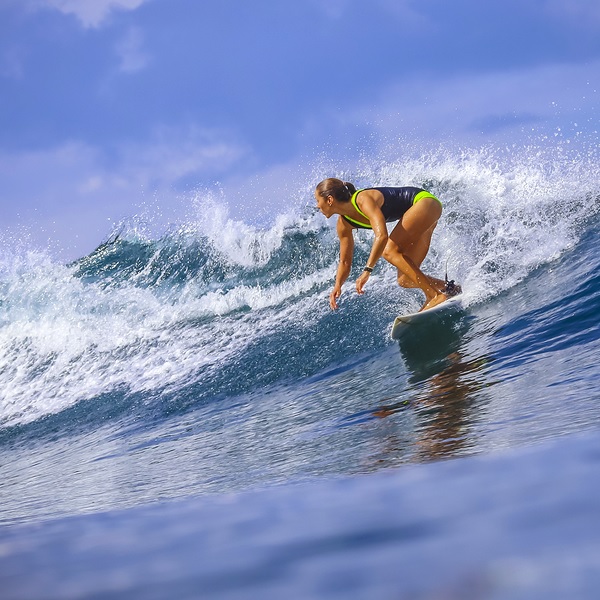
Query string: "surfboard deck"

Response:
xmin=390 ymin=294 xmax=465 ymax=340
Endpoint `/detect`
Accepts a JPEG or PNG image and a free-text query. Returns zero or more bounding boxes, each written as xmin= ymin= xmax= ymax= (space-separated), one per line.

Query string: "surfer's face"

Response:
xmin=315 ymin=191 xmax=334 ymax=218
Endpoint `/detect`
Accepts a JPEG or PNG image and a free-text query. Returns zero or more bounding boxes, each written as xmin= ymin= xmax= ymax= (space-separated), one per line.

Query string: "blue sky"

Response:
xmin=1 ymin=0 xmax=599 ymax=259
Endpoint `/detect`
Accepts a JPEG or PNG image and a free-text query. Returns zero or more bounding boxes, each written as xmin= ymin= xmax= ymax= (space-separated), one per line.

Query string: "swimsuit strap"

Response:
xmin=343 ymin=189 xmax=372 ymax=229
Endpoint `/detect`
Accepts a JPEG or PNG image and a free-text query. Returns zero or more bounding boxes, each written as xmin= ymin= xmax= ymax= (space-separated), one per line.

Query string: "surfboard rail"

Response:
xmin=390 ymin=294 xmax=464 ymax=340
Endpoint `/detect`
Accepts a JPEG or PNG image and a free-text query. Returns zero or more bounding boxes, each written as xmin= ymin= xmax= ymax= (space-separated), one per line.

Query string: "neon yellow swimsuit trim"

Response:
xmin=344 ymin=189 xmax=371 ymax=229
xmin=413 ymin=190 xmax=442 ymax=206
xmin=343 ymin=188 xmax=442 ymax=229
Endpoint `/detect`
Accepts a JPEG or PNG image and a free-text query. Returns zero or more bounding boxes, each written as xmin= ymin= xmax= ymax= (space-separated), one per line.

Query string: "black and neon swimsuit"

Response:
xmin=342 ymin=187 xmax=441 ymax=229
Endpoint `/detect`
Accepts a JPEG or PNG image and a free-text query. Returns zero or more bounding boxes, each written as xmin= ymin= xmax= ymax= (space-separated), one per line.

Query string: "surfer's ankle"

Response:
xmin=421 ymin=292 xmax=447 ymax=311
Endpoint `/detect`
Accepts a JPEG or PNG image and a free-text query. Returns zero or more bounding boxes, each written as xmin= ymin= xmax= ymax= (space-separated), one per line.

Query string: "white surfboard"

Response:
xmin=390 ymin=294 xmax=464 ymax=340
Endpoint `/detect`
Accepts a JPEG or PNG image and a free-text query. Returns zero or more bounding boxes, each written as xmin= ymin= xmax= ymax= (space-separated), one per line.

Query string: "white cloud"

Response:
xmin=0 ymin=128 xmax=250 ymax=260
xmin=309 ymin=0 xmax=426 ymax=25
xmin=374 ymin=0 xmax=429 ymax=27
xmin=545 ymin=0 xmax=600 ymax=28
xmin=308 ymin=0 xmax=352 ymax=20
xmin=309 ymin=59 xmax=600 ymax=147
xmin=116 ymin=126 xmax=250 ymax=186
xmin=0 ymin=46 xmax=26 ymax=79
xmin=25 ymin=0 xmax=149 ymax=28
xmin=115 ymin=27 xmax=149 ymax=72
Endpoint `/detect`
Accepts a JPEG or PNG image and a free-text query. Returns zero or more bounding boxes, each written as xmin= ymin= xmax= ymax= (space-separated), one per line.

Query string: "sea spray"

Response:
xmin=1 ymin=143 xmax=598 ymax=429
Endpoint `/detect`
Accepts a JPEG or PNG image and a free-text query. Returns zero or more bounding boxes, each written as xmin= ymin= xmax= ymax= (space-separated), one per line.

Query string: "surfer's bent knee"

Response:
xmin=382 ymin=239 xmax=402 ymax=262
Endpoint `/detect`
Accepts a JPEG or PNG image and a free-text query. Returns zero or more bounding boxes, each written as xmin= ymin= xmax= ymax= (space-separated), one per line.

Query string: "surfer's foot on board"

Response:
xmin=420 ymin=292 xmax=448 ymax=312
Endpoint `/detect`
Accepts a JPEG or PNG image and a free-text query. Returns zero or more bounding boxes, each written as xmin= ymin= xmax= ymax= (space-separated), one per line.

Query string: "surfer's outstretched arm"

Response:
xmin=330 ymin=216 xmax=354 ymax=309
xmin=353 ymin=194 xmax=389 ymax=296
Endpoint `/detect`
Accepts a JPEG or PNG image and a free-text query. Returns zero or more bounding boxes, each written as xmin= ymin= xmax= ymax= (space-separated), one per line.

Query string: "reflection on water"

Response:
xmin=372 ymin=312 xmax=493 ymax=464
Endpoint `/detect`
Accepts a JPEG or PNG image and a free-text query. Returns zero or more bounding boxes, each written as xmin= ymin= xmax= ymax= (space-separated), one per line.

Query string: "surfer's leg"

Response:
xmin=395 ymin=223 xmax=446 ymax=292
xmin=383 ymin=197 xmax=447 ymax=310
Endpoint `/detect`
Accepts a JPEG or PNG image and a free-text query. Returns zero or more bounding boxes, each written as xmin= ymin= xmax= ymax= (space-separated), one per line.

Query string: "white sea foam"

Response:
xmin=0 ymin=239 xmax=333 ymax=427
xmin=344 ymin=143 xmax=600 ymax=303
xmin=1 ymin=142 xmax=598 ymax=427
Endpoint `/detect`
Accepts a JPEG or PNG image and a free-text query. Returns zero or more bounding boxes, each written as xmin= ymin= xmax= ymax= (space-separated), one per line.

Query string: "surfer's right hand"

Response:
xmin=329 ymin=286 xmax=342 ymax=310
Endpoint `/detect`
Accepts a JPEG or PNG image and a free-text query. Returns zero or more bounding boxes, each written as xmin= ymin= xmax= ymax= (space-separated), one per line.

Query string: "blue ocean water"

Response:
xmin=1 ymin=144 xmax=599 ymax=599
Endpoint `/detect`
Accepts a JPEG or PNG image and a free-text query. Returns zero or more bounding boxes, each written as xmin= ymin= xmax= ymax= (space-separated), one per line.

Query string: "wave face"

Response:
xmin=0 ymin=144 xmax=598 ymax=435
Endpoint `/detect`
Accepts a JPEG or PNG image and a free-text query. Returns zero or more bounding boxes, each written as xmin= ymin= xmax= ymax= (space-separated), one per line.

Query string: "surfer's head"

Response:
xmin=315 ymin=178 xmax=356 ymax=217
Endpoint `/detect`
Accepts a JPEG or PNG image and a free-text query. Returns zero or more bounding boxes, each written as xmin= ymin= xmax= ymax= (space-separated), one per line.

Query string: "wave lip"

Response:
xmin=1 ymin=143 xmax=599 ymax=429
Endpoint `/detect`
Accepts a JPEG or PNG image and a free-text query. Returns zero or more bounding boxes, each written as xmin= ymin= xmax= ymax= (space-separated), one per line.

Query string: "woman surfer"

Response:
xmin=315 ymin=178 xmax=460 ymax=311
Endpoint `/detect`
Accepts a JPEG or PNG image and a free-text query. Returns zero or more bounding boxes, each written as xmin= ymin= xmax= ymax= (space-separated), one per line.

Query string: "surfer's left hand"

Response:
xmin=356 ymin=271 xmax=370 ymax=295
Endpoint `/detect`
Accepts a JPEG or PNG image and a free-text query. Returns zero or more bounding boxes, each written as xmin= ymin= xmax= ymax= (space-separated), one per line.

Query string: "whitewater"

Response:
xmin=1 ymin=142 xmax=600 ymax=599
